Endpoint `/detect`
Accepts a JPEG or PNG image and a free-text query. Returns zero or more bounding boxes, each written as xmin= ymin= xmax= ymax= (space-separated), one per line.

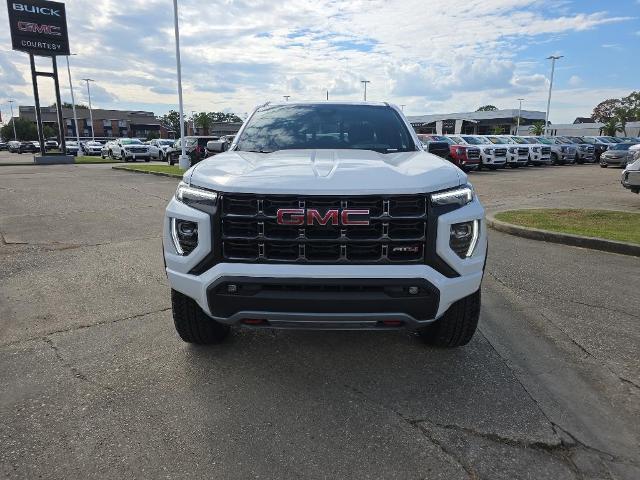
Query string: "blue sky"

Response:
xmin=0 ymin=0 xmax=638 ymax=124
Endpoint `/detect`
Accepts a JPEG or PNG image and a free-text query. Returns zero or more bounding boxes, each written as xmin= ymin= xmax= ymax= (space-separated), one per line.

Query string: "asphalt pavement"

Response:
xmin=0 ymin=162 xmax=638 ymax=479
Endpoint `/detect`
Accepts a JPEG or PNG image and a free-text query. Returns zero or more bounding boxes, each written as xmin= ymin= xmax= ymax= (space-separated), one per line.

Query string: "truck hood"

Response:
xmin=187 ymin=149 xmax=465 ymax=195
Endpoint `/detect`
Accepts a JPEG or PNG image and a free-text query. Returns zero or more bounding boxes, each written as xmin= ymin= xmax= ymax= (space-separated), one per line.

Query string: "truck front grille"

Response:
xmin=517 ymin=148 xmax=528 ymax=156
xmin=466 ymin=148 xmax=480 ymax=160
xmin=541 ymin=147 xmax=551 ymax=155
xmin=494 ymin=148 xmax=507 ymax=157
xmin=220 ymin=194 xmax=427 ymax=264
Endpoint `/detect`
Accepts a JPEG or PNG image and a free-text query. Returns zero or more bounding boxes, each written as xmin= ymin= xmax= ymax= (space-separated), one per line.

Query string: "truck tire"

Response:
xmin=550 ymin=152 xmax=558 ymax=165
xmin=416 ymin=290 xmax=480 ymax=347
xmin=171 ymin=289 xmax=230 ymax=344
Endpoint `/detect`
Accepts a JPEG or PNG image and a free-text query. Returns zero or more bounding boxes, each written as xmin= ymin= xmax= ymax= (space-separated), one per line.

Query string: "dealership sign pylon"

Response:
xmin=7 ymin=0 xmax=70 ymax=156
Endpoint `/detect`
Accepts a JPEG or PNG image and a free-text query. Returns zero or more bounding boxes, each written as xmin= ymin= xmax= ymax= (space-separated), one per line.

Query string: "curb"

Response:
xmin=112 ymin=165 xmax=183 ymax=179
xmin=486 ymin=212 xmax=640 ymax=257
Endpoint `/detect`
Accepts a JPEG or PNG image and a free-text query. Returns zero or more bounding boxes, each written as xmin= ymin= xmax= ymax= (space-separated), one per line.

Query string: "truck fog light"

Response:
xmin=450 ymin=220 xmax=479 ymax=258
xmin=170 ymin=218 xmax=198 ymax=255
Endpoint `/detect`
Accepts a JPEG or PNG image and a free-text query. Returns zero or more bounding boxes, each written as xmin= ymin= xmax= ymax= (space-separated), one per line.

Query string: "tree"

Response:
xmin=591 ymin=98 xmax=622 ymax=123
xmin=146 ymin=131 xmax=160 ymax=140
xmin=0 ymin=118 xmax=37 ymax=141
xmin=476 ymin=105 xmax=498 ymax=112
xmin=50 ymin=102 xmax=89 ymax=110
xmin=491 ymin=126 xmax=505 ymax=134
xmin=158 ymin=110 xmax=186 ymax=136
xmin=528 ymin=122 xmax=545 ymax=136
xmin=43 ymin=124 xmax=58 ymax=139
xmin=192 ymin=112 xmax=215 ymax=135
xmin=601 ymin=118 xmax=623 ymax=137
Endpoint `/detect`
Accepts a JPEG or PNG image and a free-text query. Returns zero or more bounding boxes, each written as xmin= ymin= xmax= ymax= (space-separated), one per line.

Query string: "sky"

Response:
xmin=0 ymin=0 xmax=638 ymax=124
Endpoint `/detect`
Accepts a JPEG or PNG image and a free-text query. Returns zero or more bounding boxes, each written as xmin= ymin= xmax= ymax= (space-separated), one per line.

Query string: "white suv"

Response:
xmin=108 ymin=138 xmax=151 ymax=162
xmin=164 ymin=103 xmax=487 ymax=347
xmin=447 ymin=135 xmax=507 ymax=170
xmin=485 ymin=135 xmax=528 ymax=168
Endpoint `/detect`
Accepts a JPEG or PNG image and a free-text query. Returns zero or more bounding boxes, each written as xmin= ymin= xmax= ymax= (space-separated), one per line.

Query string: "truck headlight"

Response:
xmin=431 ymin=185 xmax=474 ymax=207
xmin=175 ymin=181 xmax=218 ymax=214
xmin=450 ymin=220 xmax=479 ymax=258
xmin=170 ymin=218 xmax=198 ymax=255
xmin=486 ymin=148 xmax=494 ymax=155
xmin=508 ymin=147 xmax=516 ymax=153
xmin=532 ymin=147 xmax=540 ymax=153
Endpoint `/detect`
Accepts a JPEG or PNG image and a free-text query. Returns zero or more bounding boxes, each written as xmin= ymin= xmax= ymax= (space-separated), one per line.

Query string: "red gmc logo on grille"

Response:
xmin=277 ymin=209 xmax=370 ymax=226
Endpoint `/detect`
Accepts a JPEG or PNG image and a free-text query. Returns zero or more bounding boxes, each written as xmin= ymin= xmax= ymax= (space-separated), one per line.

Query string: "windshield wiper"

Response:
xmin=240 ymin=149 xmax=273 ymax=153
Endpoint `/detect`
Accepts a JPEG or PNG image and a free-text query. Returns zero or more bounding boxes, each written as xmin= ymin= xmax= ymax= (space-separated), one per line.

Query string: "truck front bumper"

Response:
xmin=164 ymin=195 xmax=487 ymax=330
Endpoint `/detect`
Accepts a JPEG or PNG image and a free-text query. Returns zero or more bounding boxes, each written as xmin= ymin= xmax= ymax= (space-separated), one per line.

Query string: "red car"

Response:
xmin=418 ymin=135 xmax=481 ymax=172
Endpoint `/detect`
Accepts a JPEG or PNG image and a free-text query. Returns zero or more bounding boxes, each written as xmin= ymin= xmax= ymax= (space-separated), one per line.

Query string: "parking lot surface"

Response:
xmin=1 ymin=163 xmax=638 ymax=479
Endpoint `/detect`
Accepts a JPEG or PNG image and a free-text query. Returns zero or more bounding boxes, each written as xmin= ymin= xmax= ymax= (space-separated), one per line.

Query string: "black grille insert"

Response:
xmin=220 ymin=194 xmax=427 ymax=264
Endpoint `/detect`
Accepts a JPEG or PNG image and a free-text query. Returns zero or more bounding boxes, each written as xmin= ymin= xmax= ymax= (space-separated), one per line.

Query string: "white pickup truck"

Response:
xmin=163 ymin=102 xmax=487 ymax=348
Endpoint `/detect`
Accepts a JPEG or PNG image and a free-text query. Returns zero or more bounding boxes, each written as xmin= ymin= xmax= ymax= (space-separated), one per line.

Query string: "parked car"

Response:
xmin=81 ymin=141 xmax=104 ymax=156
xmin=166 ymin=136 xmax=216 ymax=166
xmin=447 ymin=135 xmax=506 ymax=170
xmin=419 ymin=135 xmax=480 ymax=171
xmin=7 ymin=140 xmax=22 ymax=153
xmin=600 ymin=143 xmax=637 ymax=168
xmin=416 ymin=135 xmax=450 ymax=159
xmin=0 ymin=141 xmax=8 ymax=151
xmin=163 ymin=101 xmax=487 ymax=347
xmin=17 ymin=141 xmax=38 ymax=154
xmin=107 ymin=138 xmax=151 ymax=162
xmin=508 ymin=136 xmax=551 ymax=165
xmin=65 ymin=141 xmax=80 ymax=156
xmin=147 ymin=139 xmax=175 ymax=161
xmin=44 ymin=139 xmax=59 ymax=151
xmin=621 ymin=157 xmax=640 ymax=194
xmin=487 ymin=135 xmax=528 ymax=168
xmin=529 ymin=137 xmax=576 ymax=165
xmin=101 ymin=141 xmax=115 ymax=159
xmin=555 ymin=136 xmax=596 ymax=164
xmin=579 ymin=137 xmax=612 ymax=161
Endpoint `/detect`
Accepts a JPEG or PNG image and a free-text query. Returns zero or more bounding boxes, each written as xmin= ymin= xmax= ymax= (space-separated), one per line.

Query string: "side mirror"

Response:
xmin=207 ymin=140 xmax=224 ymax=153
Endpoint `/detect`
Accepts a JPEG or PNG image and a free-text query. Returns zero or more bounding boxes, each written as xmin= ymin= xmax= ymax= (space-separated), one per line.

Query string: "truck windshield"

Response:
xmin=461 ymin=136 xmax=484 ymax=145
xmin=236 ymin=104 xmax=416 ymax=154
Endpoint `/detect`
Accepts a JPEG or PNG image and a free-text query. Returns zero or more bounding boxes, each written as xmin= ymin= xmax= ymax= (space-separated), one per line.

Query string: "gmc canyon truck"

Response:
xmin=163 ymin=103 xmax=487 ymax=348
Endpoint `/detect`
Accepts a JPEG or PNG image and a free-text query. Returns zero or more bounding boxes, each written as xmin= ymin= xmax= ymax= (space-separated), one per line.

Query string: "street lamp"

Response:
xmin=361 ymin=80 xmax=370 ymax=102
xmin=172 ymin=0 xmax=189 ymax=170
xmin=283 ymin=95 xmax=290 ymax=102
xmin=400 ymin=104 xmax=406 ymax=112
xmin=8 ymin=100 xmax=17 ymax=140
xmin=191 ymin=110 xmax=196 ymax=135
xmin=81 ymin=78 xmax=95 ymax=141
xmin=544 ymin=55 xmax=563 ymax=135
xmin=516 ymin=98 xmax=524 ymax=135
xmin=66 ymin=54 xmax=80 ymax=145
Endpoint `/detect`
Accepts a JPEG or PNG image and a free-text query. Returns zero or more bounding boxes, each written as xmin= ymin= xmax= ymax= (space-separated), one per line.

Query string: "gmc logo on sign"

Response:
xmin=17 ymin=21 xmax=61 ymax=35
xmin=277 ymin=209 xmax=370 ymax=226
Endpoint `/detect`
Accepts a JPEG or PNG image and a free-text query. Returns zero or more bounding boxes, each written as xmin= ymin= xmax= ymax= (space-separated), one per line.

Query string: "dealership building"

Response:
xmin=406 ymin=109 xmax=547 ymax=135
xmin=18 ymin=106 xmax=169 ymax=140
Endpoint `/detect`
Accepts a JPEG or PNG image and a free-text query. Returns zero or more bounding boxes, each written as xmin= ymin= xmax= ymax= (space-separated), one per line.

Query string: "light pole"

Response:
xmin=361 ymin=80 xmax=370 ymax=101
xmin=516 ymin=98 xmax=524 ymax=134
xmin=191 ymin=110 xmax=196 ymax=135
xmin=8 ymin=100 xmax=17 ymax=140
xmin=81 ymin=78 xmax=95 ymax=141
xmin=400 ymin=104 xmax=406 ymax=112
xmin=66 ymin=55 xmax=80 ymax=145
xmin=172 ymin=0 xmax=189 ymax=170
xmin=283 ymin=95 xmax=290 ymax=102
xmin=544 ymin=55 xmax=563 ymax=135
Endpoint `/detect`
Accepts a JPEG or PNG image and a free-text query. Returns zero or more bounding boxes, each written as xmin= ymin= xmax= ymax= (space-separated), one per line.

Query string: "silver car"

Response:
xmin=621 ymin=157 xmax=640 ymax=193
xmin=600 ymin=143 xmax=636 ymax=168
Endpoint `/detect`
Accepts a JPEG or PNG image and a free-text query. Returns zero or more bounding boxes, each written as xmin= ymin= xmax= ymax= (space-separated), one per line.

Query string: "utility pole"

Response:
xmin=544 ymin=55 xmax=563 ymax=135
xmin=81 ymin=78 xmax=95 ymax=141
xmin=361 ymin=80 xmax=370 ymax=102
xmin=400 ymin=104 xmax=406 ymax=112
xmin=173 ymin=0 xmax=189 ymax=170
xmin=516 ymin=98 xmax=524 ymax=135
xmin=8 ymin=100 xmax=17 ymax=140
xmin=66 ymin=55 xmax=80 ymax=144
xmin=283 ymin=95 xmax=290 ymax=102
xmin=326 ymin=90 xmax=329 ymax=101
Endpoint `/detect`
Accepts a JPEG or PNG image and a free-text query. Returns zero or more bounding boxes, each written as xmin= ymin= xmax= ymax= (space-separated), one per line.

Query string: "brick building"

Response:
xmin=18 ymin=106 xmax=170 ymax=140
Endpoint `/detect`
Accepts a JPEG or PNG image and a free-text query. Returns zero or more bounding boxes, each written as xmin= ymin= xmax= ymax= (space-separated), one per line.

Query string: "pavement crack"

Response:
xmin=43 ymin=337 xmax=114 ymax=393
xmin=1 ymin=306 xmax=171 ymax=349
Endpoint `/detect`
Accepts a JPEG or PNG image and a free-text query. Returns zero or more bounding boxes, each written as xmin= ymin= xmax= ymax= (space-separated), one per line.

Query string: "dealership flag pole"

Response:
xmin=172 ymin=0 xmax=189 ymax=170
xmin=516 ymin=98 xmax=524 ymax=135
xmin=8 ymin=100 xmax=17 ymax=141
xmin=544 ymin=56 xmax=563 ymax=136
xmin=66 ymin=56 xmax=80 ymax=145
xmin=82 ymin=79 xmax=95 ymax=142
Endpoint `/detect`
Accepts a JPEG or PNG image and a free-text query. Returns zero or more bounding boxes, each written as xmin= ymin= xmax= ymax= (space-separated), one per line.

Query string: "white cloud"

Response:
xmin=568 ymin=75 xmax=583 ymax=87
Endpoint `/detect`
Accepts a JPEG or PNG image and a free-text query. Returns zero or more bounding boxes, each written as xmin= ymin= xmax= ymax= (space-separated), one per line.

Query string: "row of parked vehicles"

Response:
xmin=417 ymin=134 xmax=640 ymax=172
